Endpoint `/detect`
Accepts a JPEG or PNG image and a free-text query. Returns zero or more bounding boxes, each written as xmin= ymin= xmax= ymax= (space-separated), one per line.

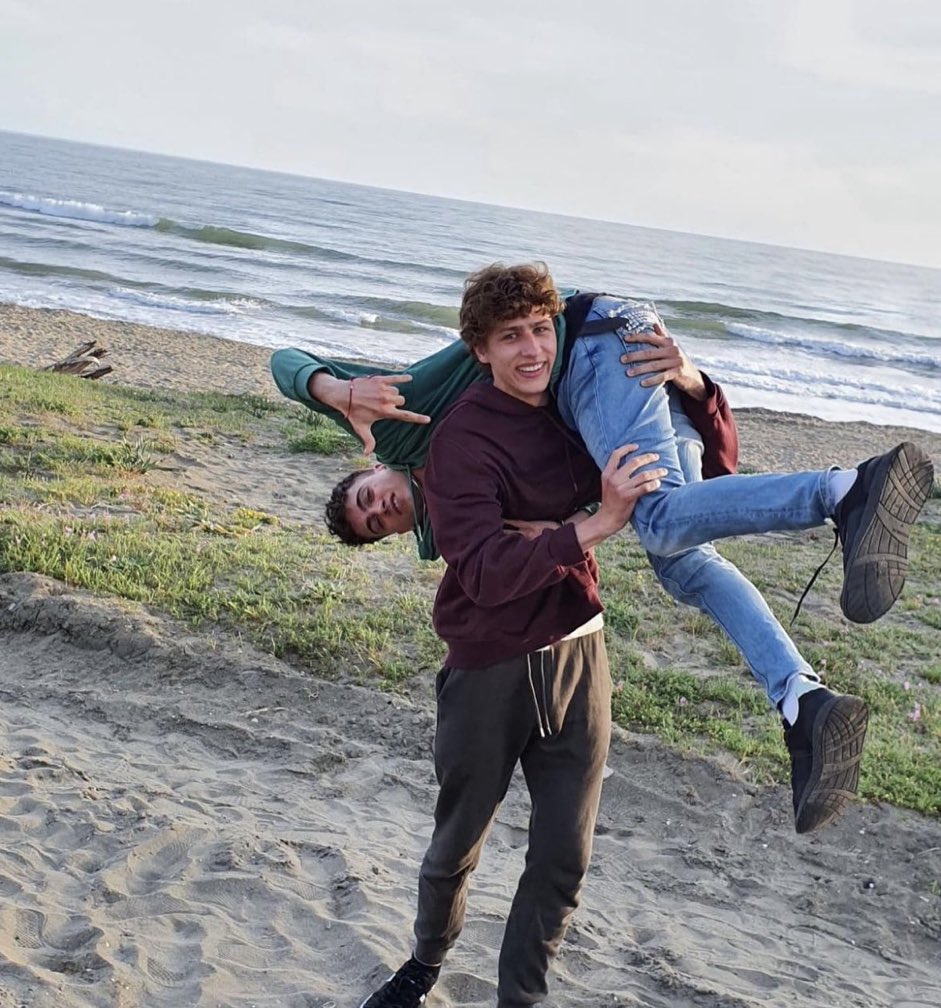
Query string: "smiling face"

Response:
xmin=474 ymin=310 xmax=557 ymax=407
xmin=343 ymin=464 xmax=415 ymax=541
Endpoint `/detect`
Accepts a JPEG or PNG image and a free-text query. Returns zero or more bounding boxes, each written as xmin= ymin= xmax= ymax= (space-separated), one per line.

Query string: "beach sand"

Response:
xmin=1 ymin=303 xmax=940 ymax=1008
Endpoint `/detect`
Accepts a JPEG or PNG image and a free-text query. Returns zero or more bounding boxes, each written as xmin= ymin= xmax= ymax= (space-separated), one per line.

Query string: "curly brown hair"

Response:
xmin=324 ymin=469 xmax=374 ymax=546
xmin=459 ymin=262 xmax=562 ymax=359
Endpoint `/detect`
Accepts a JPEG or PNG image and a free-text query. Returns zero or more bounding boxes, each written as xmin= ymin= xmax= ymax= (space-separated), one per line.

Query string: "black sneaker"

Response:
xmin=359 ymin=957 xmax=440 ymax=1008
xmin=834 ymin=442 xmax=933 ymax=623
xmin=784 ymin=687 xmax=869 ymax=834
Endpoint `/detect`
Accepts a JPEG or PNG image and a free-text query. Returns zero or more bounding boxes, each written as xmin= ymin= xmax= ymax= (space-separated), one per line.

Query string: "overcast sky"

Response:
xmin=2 ymin=0 xmax=940 ymax=268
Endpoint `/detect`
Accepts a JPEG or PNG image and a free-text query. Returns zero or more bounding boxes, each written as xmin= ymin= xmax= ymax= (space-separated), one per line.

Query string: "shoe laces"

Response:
xmin=382 ymin=962 xmax=436 ymax=1006
xmin=790 ymin=527 xmax=840 ymax=626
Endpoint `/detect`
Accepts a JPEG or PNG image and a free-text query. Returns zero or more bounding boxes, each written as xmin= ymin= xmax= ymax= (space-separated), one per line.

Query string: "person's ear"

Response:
xmin=474 ymin=342 xmax=490 ymax=366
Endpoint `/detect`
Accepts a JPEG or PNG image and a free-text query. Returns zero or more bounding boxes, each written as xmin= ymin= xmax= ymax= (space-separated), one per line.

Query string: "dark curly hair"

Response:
xmin=324 ymin=469 xmax=374 ymax=546
xmin=459 ymin=262 xmax=563 ymax=359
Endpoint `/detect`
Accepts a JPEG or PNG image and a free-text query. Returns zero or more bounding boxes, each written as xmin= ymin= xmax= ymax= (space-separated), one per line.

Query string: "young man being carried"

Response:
xmin=271 ymin=310 xmax=732 ymax=559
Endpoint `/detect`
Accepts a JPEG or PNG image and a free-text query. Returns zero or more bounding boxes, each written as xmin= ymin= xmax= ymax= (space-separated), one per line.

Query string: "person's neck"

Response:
xmin=493 ymin=385 xmax=549 ymax=408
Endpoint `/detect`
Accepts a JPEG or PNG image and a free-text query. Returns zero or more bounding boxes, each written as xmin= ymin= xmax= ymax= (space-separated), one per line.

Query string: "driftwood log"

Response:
xmin=43 ymin=341 xmax=113 ymax=380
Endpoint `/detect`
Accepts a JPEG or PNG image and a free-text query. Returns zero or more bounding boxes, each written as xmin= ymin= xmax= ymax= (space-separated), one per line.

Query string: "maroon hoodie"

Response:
xmin=423 ymin=384 xmax=602 ymax=668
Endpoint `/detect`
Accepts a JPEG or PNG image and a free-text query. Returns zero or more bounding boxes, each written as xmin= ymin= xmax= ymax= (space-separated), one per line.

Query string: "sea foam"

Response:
xmin=0 ymin=191 xmax=157 ymax=228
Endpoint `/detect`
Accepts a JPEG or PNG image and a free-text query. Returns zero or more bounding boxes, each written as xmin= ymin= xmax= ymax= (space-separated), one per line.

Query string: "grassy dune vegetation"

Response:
xmin=2 ymin=363 xmax=940 ymax=814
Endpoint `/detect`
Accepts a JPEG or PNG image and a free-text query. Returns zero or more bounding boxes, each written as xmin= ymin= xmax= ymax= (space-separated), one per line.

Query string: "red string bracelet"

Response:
xmin=344 ymin=377 xmax=357 ymax=420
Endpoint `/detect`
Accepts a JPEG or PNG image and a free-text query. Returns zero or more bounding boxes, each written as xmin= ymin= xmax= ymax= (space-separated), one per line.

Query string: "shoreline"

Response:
xmin=2 ymin=301 xmax=940 ymax=474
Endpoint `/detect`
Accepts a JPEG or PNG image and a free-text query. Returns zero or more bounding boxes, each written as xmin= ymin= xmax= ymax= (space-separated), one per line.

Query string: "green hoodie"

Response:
xmin=269 ymin=314 xmax=572 ymax=559
xmin=269 ymin=314 xmax=570 ymax=470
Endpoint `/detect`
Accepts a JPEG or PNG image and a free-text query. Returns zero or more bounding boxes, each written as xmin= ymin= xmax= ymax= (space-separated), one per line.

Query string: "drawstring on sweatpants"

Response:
xmin=526 ymin=651 xmax=552 ymax=738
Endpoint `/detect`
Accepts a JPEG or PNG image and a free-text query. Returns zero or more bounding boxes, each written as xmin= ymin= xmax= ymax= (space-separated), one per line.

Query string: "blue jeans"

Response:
xmin=668 ymin=386 xmax=705 ymax=484
xmin=558 ymin=297 xmax=827 ymax=706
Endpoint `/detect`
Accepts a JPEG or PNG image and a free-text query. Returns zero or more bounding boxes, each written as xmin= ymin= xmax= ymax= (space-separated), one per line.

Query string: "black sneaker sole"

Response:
xmin=795 ymin=694 xmax=869 ymax=834
xmin=840 ymin=442 xmax=934 ymax=624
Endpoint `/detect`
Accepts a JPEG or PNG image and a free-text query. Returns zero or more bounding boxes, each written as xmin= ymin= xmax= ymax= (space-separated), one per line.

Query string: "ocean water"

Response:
xmin=2 ymin=130 xmax=940 ymax=433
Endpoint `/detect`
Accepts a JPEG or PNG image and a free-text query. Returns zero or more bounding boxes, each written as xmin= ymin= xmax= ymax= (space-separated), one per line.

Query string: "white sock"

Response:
xmin=780 ymin=673 xmax=824 ymax=726
xmin=827 ymin=468 xmax=858 ymax=512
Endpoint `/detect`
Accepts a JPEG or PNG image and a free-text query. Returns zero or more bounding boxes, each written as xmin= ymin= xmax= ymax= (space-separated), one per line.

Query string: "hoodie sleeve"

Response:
xmin=676 ymin=371 xmax=739 ymax=479
xmin=423 ymin=428 xmax=591 ymax=608
xmin=269 ymin=348 xmax=395 ymax=413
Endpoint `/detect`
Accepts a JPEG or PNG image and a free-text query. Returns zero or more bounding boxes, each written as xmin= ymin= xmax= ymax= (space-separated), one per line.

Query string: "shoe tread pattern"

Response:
xmin=841 ymin=442 xmax=934 ymax=623
xmin=795 ymin=696 xmax=869 ymax=834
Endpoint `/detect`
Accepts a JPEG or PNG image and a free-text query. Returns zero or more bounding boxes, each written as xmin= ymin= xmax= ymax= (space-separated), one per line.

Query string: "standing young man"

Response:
xmin=359 ymin=299 xmax=667 ymax=1007
xmin=360 ymin=263 xmax=933 ymax=1005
